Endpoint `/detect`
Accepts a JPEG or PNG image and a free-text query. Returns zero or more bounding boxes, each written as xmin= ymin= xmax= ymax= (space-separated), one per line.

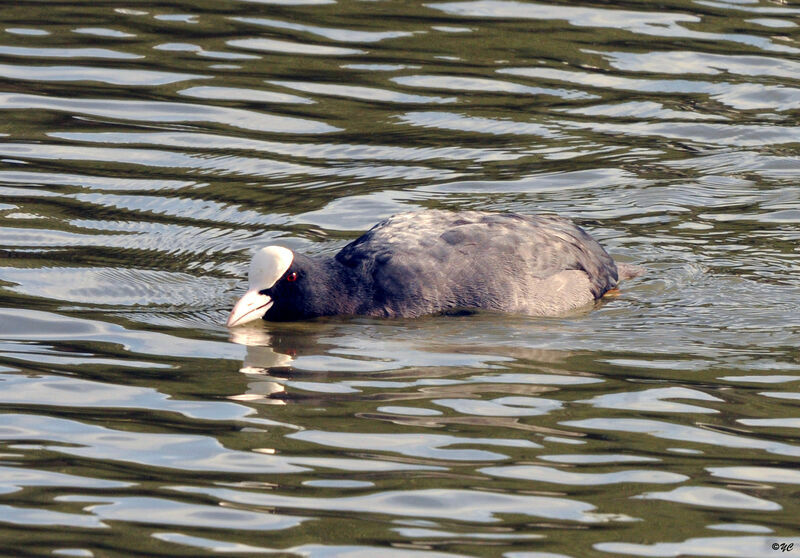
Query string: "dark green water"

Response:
xmin=0 ymin=1 xmax=799 ymax=556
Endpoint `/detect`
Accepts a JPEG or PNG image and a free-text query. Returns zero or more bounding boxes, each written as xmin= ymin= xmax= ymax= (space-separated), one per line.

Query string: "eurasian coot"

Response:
xmin=227 ymin=210 xmax=638 ymax=325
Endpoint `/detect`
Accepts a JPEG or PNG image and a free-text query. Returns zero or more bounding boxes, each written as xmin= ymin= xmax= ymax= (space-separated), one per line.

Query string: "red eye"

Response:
xmin=286 ymin=271 xmax=298 ymax=282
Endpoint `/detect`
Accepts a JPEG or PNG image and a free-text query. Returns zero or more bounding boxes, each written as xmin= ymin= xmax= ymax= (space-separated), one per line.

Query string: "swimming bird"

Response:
xmin=227 ymin=210 xmax=639 ymax=326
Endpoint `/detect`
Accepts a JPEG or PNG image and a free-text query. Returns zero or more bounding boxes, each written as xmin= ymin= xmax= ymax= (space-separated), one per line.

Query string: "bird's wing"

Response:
xmin=335 ymin=211 xmax=617 ymax=314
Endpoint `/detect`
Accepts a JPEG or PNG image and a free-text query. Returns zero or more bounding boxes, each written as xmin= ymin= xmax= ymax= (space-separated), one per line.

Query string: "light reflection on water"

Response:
xmin=1 ymin=0 xmax=799 ymax=556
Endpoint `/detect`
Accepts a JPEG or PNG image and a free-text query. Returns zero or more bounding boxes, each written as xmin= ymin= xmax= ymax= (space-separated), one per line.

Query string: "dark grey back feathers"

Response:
xmin=332 ymin=210 xmax=619 ymax=318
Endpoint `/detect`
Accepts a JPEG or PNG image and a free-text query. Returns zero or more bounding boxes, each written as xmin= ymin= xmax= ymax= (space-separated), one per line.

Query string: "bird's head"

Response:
xmin=227 ymin=246 xmax=308 ymax=326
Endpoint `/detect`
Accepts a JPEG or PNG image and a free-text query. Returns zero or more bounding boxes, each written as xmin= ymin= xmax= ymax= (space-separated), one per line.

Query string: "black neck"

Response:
xmin=294 ymin=253 xmax=368 ymax=318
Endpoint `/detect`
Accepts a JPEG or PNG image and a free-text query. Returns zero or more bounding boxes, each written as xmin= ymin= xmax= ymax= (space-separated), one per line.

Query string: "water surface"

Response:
xmin=1 ymin=0 xmax=799 ymax=556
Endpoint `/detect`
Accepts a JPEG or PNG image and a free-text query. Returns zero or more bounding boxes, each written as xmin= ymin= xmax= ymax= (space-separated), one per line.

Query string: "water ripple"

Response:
xmin=0 ymin=63 xmax=206 ymax=86
xmin=563 ymin=418 xmax=800 ymax=457
xmin=393 ymin=75 xmax=593 ymax=99
xmin=635 ymin=486 xmax=781 ymax=511
xmin=228 ymin=38 xmax=364 ymax=56
xmin=174 ymin=486 xmax=624 ymax=523
xmin=0 ymin=505 xmax=105 ymax=529
xmin=500 ymin=67 xmax=800 ymax=111
xmin=596 ymin=49 xmax=800 ymax=79
xmin=429 ymin=1 xmax=799 ymax=52
xmin=231 ymin=17 xmax=415 ymax=43
xmin=270 ymin=80 xmax=457 ymax=104
xmin=481 ymin=465 xmax=688 ymax=485
xmin=0 ymin=93 xmax=337 ymax=134
xmin=0 ymin=465 xmax=132 ymax=495
xmin=59 ymin=495 xmax=306 ymax=531
xmin=579 ymin=386 xmax=724 ymax=413
xmin=0 ymin=372 xmax=256 ymax=421
xmin=597 ymin=536 xmax=795 ymax=557
xmin=287 ymin=430 xmax=539 ymax=460
xmin=0 ymin=45 xmax=141 ymax=58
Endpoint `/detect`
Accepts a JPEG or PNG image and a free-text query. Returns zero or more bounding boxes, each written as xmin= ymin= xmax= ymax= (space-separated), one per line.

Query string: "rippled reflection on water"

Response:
xmin=1 ymin=0 xmax=799 ymax=556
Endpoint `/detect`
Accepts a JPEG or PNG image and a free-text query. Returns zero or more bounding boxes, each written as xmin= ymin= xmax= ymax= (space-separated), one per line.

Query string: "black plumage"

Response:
xmin=228 ymin=210 xmax=632 ymax=324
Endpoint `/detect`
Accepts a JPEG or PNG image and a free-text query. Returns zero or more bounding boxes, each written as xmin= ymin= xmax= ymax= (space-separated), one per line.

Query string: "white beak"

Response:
xmin=227 ymin=289 xmax=273 ymax=327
